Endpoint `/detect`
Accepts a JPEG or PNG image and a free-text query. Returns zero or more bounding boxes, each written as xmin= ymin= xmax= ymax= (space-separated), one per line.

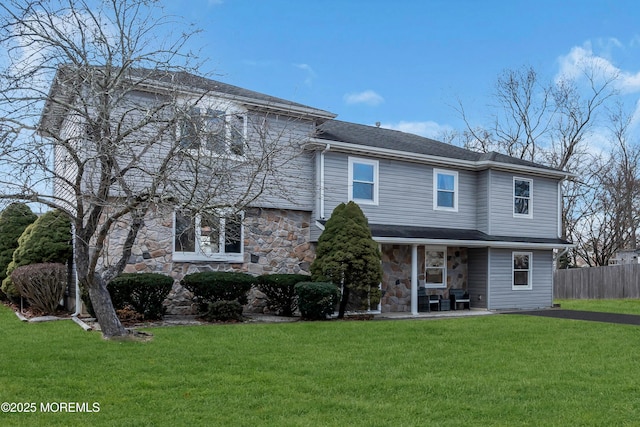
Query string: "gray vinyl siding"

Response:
xmin=487 ymin=171 xmax=559 ymax=238
xmin=476 ymin=170 xmax=489 ymax=234
xmin=64 ymin=93 xmax=317 ymax=212
xmin=322 ymin=152 xmax=477 ymax=229
xmin=487 ymin=248 xmax=554 ymax=310
xmin=467 ymin=247 xmax=488 ymax=309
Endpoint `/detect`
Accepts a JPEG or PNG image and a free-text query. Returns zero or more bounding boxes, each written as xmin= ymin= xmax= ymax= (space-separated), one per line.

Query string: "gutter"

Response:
xmin=71 ymin=223 xmax=82 ymax=317
xmin=319 ymin=143 xmax=330 ymax=219
xmin=372 ymin=236 xmax=575 ymax=251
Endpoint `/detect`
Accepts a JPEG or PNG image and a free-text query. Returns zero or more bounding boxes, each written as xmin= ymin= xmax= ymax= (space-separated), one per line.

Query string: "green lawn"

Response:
xmin=2 ymin=304 xmax=640 ymax=426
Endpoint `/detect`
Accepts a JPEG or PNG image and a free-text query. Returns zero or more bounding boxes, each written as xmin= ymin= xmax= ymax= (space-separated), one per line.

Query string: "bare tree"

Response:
xmin=0 ymin=0 xmax=312 ymax=337
xmin=455 ymin=64 xmax=618 ymax=264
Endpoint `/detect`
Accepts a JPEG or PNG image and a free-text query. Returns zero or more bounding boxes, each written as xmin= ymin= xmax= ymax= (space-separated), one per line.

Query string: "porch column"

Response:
xmin=411 ymin=244 xmax=418 ymax=315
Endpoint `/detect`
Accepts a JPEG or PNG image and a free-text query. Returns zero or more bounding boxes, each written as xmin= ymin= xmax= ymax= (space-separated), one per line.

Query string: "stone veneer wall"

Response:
xmin=380 ymin=245 xmax=468 ymax=313
xmin=100 ymin=205 xmax=314 ymax=315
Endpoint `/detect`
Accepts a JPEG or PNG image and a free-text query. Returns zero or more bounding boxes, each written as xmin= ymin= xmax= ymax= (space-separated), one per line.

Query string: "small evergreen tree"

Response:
xmin=0 ymin=203 xmax=37 ymax=287
xmin=311 ymin=201 xmax=382 ymax=318
xmin=1 ymin=209 xmax=72 ymax=300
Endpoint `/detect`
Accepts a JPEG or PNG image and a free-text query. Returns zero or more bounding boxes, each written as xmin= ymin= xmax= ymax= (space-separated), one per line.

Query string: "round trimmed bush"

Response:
xmin=257 ymin=273 xmax=309 ymax=316
xmin=181 ymin=271 xmax=255 ymax=313
xmin=294 ymin=281 xmax=340 ymax=320
xmin=202 ymin=300 xmax=244 ymax=322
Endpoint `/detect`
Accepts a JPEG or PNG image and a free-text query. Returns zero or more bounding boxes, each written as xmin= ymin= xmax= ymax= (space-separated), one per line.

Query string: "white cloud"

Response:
xmin=556 ymin=41 xmax=640 ymax=94
xmin=344 ymin=90 xmax=384 ymax=106
xmin=379 ymin=120 xmax=453 ymax=139
xmin=293 ymin=63 xmax=316 ymax=86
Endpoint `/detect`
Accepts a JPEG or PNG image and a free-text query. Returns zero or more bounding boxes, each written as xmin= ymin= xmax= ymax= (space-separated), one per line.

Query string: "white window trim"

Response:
xmin=512 ymin=251 xmax=533 ymax=290
xmin=177 ymin=103 xmax=247 ymax=158
xmin=424 ymin=245 xmax=447 ymax=289
xmin=348 ymin=157 xmax=379 ymax=205
xmin=433 ymin=169 xmax=458 ymax=212
xmin=513 ymin=177 xmax=533 ymax=219
xmin=173 ymin=210 xmax=244 ymax=263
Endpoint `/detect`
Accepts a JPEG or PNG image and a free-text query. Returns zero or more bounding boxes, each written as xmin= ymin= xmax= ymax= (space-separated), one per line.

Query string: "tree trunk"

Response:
xmin=338 ymin=285 xmax=349 ymax=319
xmin=85 ymin=273 xmax=128 ymax=338
xmin=75 ymin=234 xmax=128 ymax=338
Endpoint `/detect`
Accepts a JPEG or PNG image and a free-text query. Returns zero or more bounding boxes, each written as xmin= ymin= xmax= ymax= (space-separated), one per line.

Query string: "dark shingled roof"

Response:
xmin=317 ymin=120 xmax=561 ymax=172
xmin=140 ymin=69 xmax=335 ymax=117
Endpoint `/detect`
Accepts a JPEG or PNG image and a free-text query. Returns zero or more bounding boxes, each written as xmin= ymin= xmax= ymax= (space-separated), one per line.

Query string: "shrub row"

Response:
xmin=108 ymin=273 xmax=174 ymax=320
xmin=181 ymin=272 xmax=340 ymax=321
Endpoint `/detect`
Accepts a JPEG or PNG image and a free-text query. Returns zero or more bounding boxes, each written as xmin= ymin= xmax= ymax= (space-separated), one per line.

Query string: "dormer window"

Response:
xmin=179 ymin=107 xmax=246 ymax=156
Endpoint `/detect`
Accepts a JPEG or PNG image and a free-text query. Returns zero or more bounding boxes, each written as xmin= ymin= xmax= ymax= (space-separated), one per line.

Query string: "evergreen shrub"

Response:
xmin=294 ymin=281 xmax=340 ymax=320
xmin=202 ymin=300 xmax=244 ymax=322
xmin=107 ymin=273 xmax=174 ymax=320
xmin=181 ymin=271 xmax=255 ymax=313
xmin=0 ymin=203 xmax=38 ymax=289
xmin=256 ymin=273 xmax=309 ymax=316
xmin=1 ymin=209 xmax=71 ymax=301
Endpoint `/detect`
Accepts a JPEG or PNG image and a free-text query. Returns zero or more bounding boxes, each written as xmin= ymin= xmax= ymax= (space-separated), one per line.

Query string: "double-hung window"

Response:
xmin=513 ymin=178 xmax=532 ymax=217
xmin=173 ymin=209 xmax=243 ymax=262
xmin=433 ymin=169 xmax=458 ymax=211
xmin=512 ymin=252 xmax=532 ymax=290
xmin=424 ymin=247 xmax=447 ymax=288
xmin=179 ymin=107 xmax=246 ymax=156
xmin=348 ymin=157 xmax=378 ymax=204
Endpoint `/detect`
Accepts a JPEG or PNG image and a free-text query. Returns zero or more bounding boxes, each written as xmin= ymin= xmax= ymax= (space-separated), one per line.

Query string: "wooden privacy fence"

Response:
xmin=554 ymin=264 xmax=640 ymax=299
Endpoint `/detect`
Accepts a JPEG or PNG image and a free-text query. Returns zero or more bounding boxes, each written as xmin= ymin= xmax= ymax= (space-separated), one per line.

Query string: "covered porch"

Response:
xmin=370 ymin=224 xmax=572 ymax=314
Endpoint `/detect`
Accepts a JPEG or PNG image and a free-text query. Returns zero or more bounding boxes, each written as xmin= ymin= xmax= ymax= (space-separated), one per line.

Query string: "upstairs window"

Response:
xmin=434 ymin=169 xmax=458 ymax=211
xmin=179 ymin=107 xmax=245 ymax=156
xmin=173 ymin=209 xmax=243 ymax=262
xmin=348 ymin=157 xmax=378 ymax=204
xmin=513 ymin=178 xmax=532 ymax=217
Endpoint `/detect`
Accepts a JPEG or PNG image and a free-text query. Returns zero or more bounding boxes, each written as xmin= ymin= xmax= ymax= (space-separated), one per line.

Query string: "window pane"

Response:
xmin=514 ymin=254 xmax=530 ymax=269
xmin=437 ymin=174 xmax=454 ymax=191
xmin=199 ymin=213 xmax=220 ymax=255
xmin=229 ymin=115 xmax=245 ymax=156
xmin=353 ymin=182 xmax=374 ymax=200
xmin=353 ymin=163 xmax=374 ymax=182
xmin=179 ymin=109 xmax=201 ymax=149
xmin=224 ymin=215 xmax=242 ymax=253
xmin=514 ymin=198 xmax=529 ymax=215
xmin=426 ymin=250 xmax=445 ymax=267
xmin=175 ymin=210 xmax=195 ymax=252
xmin=514 ymin=271 xmax=529 ymax=286
xmin=437 ymin=191 xmax=454 ymax=208
xmin=204 ymin=111 xmax=226 ymax=154
xmin=514 ymin=180 xmax=530 ymax=197
xmin=426 ymin=268 xmax=444 ymax=284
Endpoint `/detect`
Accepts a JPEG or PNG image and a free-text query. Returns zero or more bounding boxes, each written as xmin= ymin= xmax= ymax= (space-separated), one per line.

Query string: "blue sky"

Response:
xmin=162 ymin=0 xmax=640 ymax=140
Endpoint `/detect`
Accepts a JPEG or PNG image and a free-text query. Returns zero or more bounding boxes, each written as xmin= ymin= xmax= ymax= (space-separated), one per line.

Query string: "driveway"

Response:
xmin=506 ymin=309 xmax=640 ymax=326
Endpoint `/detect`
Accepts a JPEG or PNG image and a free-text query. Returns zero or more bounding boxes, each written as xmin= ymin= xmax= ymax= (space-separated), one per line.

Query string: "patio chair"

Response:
xmin=449 ymin=289 xmax=470 ymax=310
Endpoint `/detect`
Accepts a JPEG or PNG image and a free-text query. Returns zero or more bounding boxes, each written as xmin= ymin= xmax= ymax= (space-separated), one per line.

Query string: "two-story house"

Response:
xmin=44 ymin=67 xmax=571 ymax=315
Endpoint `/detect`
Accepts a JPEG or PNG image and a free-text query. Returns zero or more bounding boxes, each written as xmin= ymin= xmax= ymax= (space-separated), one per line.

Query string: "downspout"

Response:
xmin=71 ymin=223 xmax=82 ymax=317
xmin=319 ymin=143 xmax=330 ymax=219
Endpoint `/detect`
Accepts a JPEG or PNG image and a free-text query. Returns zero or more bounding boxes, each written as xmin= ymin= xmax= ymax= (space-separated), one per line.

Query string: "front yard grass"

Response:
xmin=2 ymin=304 xmax=640 ymax=426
